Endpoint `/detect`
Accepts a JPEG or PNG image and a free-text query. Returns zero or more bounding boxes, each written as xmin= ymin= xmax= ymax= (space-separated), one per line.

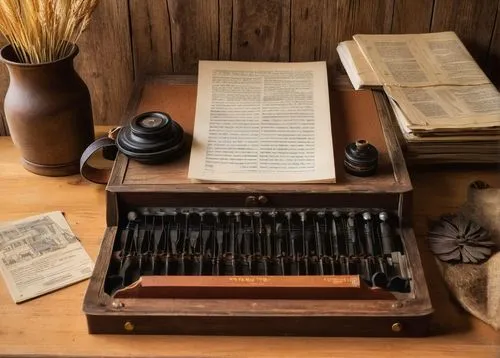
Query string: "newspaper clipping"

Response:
xmin=0 ymin=212 xmax=94 ymax=303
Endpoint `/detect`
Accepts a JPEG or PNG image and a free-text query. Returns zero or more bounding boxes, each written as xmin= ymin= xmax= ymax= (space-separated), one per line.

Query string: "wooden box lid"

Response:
xmin=107 ymin=75 xmax=411 ymax=197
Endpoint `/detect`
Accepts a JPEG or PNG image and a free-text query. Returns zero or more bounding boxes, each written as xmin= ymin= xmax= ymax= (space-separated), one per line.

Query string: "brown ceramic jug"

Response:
xmin=0 ymin=44 xmax=95 ymax=176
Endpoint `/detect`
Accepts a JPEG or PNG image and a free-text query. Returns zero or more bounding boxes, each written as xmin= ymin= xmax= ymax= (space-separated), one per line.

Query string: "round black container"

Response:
xmin=344 ymin=139 xmax=378 ymax=177
xmin=116 ymin=111 xmax=185 ymax=164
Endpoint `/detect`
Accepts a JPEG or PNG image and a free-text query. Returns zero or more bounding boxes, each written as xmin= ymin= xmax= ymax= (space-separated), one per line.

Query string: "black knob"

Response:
xmin=344 ymin=139 xmax=378 ymax=177
xmin=116 ymin=111 xmax=185 ymax=164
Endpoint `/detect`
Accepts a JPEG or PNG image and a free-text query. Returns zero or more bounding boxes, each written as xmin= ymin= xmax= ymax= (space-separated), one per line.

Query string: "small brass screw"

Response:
xmin=112 ymin=300 xmax=123 ymax=309
xmin=392 ymin=322 xmax=402 ymax=333
xmin=124 ymin=321 xmax=135 ymax=332
xmin=392 ymin=302 xmax=403 ymax=309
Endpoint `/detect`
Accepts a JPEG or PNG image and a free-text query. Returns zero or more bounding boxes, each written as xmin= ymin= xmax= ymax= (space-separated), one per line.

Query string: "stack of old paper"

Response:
xmin=188 ymin=60 xmax=336 ymax=182
xmin=337 ymin=31 xmax=500 ymax=164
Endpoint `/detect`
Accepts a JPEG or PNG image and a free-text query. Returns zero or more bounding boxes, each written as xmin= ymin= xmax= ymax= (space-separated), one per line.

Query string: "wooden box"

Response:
xmin=82 ymin=75 xmax=433 ymax=336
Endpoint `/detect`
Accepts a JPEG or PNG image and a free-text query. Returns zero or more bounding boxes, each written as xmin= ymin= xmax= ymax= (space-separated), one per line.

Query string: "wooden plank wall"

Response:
xmin=1 ymin=0 xmax=500 ymax=134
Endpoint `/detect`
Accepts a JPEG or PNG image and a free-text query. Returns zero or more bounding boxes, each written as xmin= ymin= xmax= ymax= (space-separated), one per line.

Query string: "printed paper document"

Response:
xmin=352 ymin=31 xmax=490 ymax=87
xmin=188 ymin=61 xmax=335 ymax=183
xmin=0 ymin=212 xmax=94 ymax=303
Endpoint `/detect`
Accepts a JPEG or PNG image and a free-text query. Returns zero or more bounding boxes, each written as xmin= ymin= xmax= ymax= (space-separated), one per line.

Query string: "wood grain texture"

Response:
xmin=129 ymin=0 xmax=173 ymax=77
xmin=231 ymin=0 xmax=291 ymax=61
xmin=431 ymin=0 xmax=499 ymax=69
xmin=0 ymin=128 xmax=499 ymax=355
xmin=167 ymin=0 xmax=219 ymax=73
xmin=218 ymin=0 xmax=233 ymax=60
xmin=392 ymin=0 xmax=434 ymax=33
xmin=75 ymin=0 xmax=134 ymax=125
xmin=321 ymin=0 xmax=394 ymax=73
xmin=290 ymin=0 xmax=325 ymax=61
xmin=488 ymin=1 xmax=500 ymax=85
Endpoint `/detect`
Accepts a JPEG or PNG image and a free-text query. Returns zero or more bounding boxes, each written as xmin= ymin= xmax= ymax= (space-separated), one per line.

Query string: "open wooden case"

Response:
xmin=83 ymin=75 xmax=433 ymax=336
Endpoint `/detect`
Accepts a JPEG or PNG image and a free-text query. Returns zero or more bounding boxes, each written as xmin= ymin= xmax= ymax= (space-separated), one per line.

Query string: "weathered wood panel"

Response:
xmin=431 ymin=0 xmax=498 ymax=69
xmin=129 ymin=0 xmax=173 ymax=77
xmin=392 ymin=0 xmax=434 ymax=34
xmin=167 ymin=0 xmax=219 ymax=73
xmin=231 ymin=0 xmax=291 ymax=61
xmin=218 ymin=0 xmax=233 ymax=60
xmin=290 ymin=0 xmax=325 ymax=61
xmin=75 ymin=0 xmax=134 ymax=125
xmin=320 ymin=0 xmax=394 ymax=73
xmin=488 ymin=1 xmax=500 ymax=85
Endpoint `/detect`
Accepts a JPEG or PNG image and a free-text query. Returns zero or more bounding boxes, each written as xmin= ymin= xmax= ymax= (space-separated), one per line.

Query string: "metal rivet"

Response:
xmin=392 ymin=322 xmax=402 ymax=332
xmin=124 ymin=321 xmax=135 ymax=332
xmin=112 ymin=300 xmax=123 ymax=309
xmin=391 ymin=302 xmax=403 ymax=309
xmin=258 ymin=195 xmax=269 ymax=205
xmin=245 ymin=195 xmax=258 ymax=207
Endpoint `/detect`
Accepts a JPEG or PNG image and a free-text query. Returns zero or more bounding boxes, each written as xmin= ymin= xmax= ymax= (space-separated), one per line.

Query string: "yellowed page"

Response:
xmin=385 ymin=84 xmax=500 ymax=133
xmin=354 ymin=32 xmax=490 ymax=87
xmin=0 ymin=212 xmax=94 ymax=303
xmin=188 ymin=61 xmax=335 ymax=183
xmin=336 ymin=40 xmax=380 ymax=89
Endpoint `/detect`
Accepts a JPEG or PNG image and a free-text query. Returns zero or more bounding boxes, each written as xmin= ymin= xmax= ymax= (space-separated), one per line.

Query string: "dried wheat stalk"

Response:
xmin=0 ymin=0 xmax=98 ymax=64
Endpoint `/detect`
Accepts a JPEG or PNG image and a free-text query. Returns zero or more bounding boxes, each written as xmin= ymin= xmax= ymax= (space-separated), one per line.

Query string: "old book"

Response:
xmin=336 ymin=40 xmax=380 ymax=90
xmin=338 ymin=31 xmax=490 ymax=88
xmin=385 ymin=84 xmax=500 ymax=135
xmin=187 ymin=60 xmax=336 ymax=183
xmin=337 ymin=31 xmax=500 ymax=164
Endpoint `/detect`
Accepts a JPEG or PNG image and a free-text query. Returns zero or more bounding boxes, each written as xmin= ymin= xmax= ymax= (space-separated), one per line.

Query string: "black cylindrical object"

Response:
xmin=344 ymin=139 xmax=378 ymax=177
xmin=116 ymin=111 xmax=185 ymax=164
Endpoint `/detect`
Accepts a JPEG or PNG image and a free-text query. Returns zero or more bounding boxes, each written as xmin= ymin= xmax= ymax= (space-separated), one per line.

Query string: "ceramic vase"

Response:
xmin=0 ymin=44 xmax=95 ymax=176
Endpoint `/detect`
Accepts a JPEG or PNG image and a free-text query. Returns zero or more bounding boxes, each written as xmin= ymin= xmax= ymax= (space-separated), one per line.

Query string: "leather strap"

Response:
xmin=80 ymin=127 xmax=121 ymax=184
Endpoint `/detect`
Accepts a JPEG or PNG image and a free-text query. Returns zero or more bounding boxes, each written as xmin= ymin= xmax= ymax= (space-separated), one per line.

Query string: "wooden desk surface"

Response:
xmin=0 ymin=127 xmax=499 ymax=358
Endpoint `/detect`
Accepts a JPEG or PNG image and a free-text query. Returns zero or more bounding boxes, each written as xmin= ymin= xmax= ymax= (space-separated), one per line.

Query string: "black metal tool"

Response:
xmin=120 ymin=211 xmax=137 ymax=251
xmin=347 ymin=212 xmax=357 ymax=256
xmin=169 ymin=225 xmax=178 ymax=255
xmin=299 ymin=212 xmax=309 ymax=275
xmin=253 ymin=212 xmax=267 ymax=275
xmin=362 ymin=212 xmax=375 ymax=256
xmin=275 ymin=223 xmax=285 ymax=275
xmin=379 ymin=211 xmax=393 ymax=255
xmin=286 ymin=212 xmax=299 ymax=275
xmin=315 ymin=220 xmax=324 ymax=275
xmin=188 ymin=229 xmax=198 ymax=255
xmin=224 ymin=221 xmax=236 ymax=275
xmin=215 ymin=227 xmax=223 ymax=276
xmin=153 ymin=215 xmax=164 ymax=254
xmin=262 ymin=223 xmax=272 ymax=275
xmin=242 ymin=230 xmax=252 ymax=275
xmin=331 ymin=211 xmax=340 ymax=258
xmin=234 ymin=212 xmax=242 ymax=254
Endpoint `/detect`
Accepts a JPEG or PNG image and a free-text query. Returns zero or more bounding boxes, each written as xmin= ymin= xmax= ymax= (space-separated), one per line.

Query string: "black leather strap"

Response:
xmin=80 ymin=128 xmax=121 ymax=184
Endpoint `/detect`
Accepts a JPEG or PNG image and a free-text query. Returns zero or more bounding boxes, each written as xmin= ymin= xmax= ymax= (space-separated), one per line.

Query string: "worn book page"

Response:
xmin=385 ymin=84 xmax=500 ymax=133
xmin=336 ymin=40 xmax=380 ymax=89
xmin=354 ymin=32 xmax=490 ymax=87
xmin=0 ymin=212 xmax=94 ymax=303
xmin=188 ymin=60 xmax=335 ymax=183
